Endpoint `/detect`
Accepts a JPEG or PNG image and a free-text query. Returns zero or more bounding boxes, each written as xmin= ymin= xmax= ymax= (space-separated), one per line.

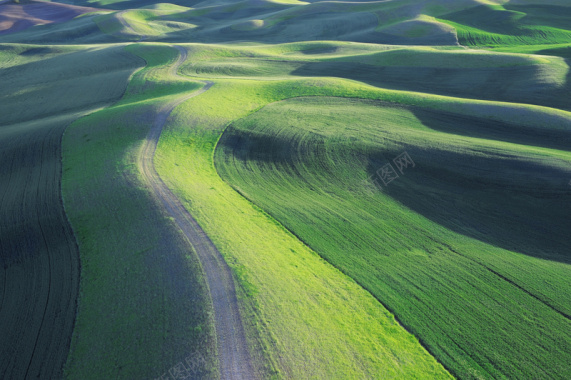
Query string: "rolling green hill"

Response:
xmin=215 ymin=95 xmax=571 ymax=378
xmin=1 ymin=0 xmax=570 ymax=379
xmin=60 ymin=43 xmax=218 ymax=379
xmin=438 ymin=3 xmax=571 ymax=47
xmin=0 ymin=43 xmax=139 ymax=379
xmin=5 ymin=0 xmax=571 ymax=48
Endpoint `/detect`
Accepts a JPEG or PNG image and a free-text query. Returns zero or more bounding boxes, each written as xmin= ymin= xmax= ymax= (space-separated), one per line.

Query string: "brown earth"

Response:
xmin=0 ymin=0 xmax=99 ymax=35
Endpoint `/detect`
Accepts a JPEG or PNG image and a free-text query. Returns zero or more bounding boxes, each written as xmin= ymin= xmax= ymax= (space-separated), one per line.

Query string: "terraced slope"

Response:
xmin=0 ymin=44 xmax=139 ymax=379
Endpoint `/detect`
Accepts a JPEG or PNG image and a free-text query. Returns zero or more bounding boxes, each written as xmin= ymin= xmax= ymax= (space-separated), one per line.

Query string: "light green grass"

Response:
xmin=176 ymin=41 xmax=570 ymax=111
xmin=153 ymin=35 xmax=570 ymax=378
xmin=215 ymin=95 xmax=571 ymax=379
xmin=53 ymin=39 xmax=571 ymax=379
xmin=438 ymin=4 xmax=571 ymax=47
xmin=330 ymin=47 xmax=552 ymax=68
xmin=154 ymin=72 xmax=453 ymax=378
xmin=62 ymin=44 xmax=217 ymax=379
xmin=491 ymin=43 xmax=571 ymax=60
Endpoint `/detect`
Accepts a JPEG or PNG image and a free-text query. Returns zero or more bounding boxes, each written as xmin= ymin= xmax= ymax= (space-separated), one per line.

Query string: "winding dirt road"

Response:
xmin=137 ymin=46 xmax=255 ymax=379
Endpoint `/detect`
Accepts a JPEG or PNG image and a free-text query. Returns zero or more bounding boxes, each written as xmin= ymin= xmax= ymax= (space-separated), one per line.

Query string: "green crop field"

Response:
xmin=60 ymin=44 xmax=218 ymax=379
xmin=0 ymin=0 xmax=569 ymax=379
xmin=0 ymin=43 xmax=140 ymax=379
xmin=215 ymin=96 xmax=571 ymax=378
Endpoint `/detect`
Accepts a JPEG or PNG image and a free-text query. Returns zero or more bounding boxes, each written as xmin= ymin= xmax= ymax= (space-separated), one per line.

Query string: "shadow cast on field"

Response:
xmin=411 ymin=107 xmax=571 ymax=153
xmin=220 ymin=120 xmax=571 ymax=264
xmin=291 ymin=60 xmax=571 ymax=112
xmin=534 ymin=49 xmax=571 ymax=109
xmin=366 ymin=145 xmax=571 ymax=264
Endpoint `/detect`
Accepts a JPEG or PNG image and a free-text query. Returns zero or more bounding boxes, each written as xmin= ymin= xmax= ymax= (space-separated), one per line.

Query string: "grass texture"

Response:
xmin=215 ymin=96 xmax=571 ymax=379
xmin=0 ymin=43 xmax=137 ymax=379
xmin=61 ymin=44 xmax=217 ymax=379
xmin=1 ymin=0 xmax=570 ymax=378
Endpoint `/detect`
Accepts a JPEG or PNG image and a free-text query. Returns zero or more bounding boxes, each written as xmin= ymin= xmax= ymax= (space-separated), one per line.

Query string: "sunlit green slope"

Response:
xmin=215 ymin=95 xmax=571 ymax=378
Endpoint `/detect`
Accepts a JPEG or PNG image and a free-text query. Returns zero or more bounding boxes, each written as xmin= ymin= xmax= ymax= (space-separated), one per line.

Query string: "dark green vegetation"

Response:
xmin=0 ymin=44 xmax=137 ymax=378
xmin=0 ymin=41 xmax=217 ymax=379
xmin=0 ymin=0 xmax=570 ymax=379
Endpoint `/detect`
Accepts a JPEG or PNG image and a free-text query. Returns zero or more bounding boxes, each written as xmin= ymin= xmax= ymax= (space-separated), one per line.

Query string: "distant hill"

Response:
xmin=0 ymin=0 xmax=99 ymax=35
xmin=3 ymin=0 xmax=570 ymax=47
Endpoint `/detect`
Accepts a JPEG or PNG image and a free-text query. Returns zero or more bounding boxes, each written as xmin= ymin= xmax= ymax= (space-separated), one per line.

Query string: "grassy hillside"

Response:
xmin=153 ymin=39 xmax=570 ymax=378
xmin=0 ymin=43 xmax=137 ymax=379
xmin=178 ymin=42 xmax=570 ymax=110
xmin=1 ymin=0 xmax=570 ymax=379
xmin=61 ymin=44 xmax=218 ymax=379
xmin=215 ymin=95 xmax=571 ymax=378
xmin=62 ymin=0 xmax=571 ymax=47
xmin=58 ymin=41 xmax=454 ymax=379
xmin=153 ymin=75 xmax=453 ymax=379
xmin=50 ymin=0 xmax=204 ymax=10
xmin=438 ymin=3 xmax=571 ymax=47
xmin=0 ymin=14 xmax=117 ymax=43
xmin=5 ymin=0 xmax=570 ymax=48
xmin=0 ymin=0 xmax=99 ymax=36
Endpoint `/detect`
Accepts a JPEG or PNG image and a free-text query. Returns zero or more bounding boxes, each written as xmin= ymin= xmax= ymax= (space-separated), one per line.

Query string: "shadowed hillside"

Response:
xmin=3 ymin=0 xmax=569 ymax=47
xmin=0 ymin=0 xmax=99 ymax=35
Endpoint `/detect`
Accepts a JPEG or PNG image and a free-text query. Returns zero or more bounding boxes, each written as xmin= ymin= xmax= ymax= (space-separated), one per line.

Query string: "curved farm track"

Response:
xmin=138 ymin=45 xmax=255 ymax=379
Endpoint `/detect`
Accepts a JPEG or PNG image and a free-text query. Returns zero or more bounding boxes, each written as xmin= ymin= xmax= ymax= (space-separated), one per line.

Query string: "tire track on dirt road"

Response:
xmin=137 ymin=45 xmax=255 ymax=379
